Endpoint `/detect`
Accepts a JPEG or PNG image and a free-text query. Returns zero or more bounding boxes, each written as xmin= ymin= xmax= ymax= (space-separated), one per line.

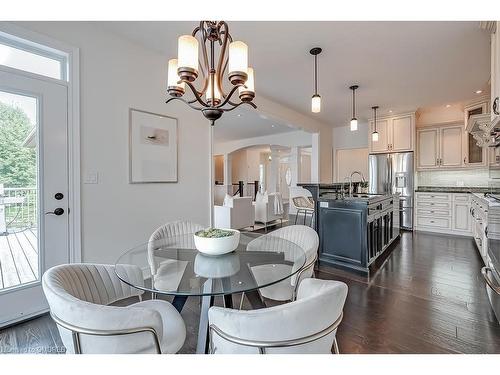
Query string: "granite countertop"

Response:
xmin=415 ymin=186 xmax=500 ymax=194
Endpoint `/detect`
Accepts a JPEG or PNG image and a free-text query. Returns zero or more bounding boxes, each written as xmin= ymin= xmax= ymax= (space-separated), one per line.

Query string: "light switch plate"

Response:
xmin=84 ymin=172 xmax=99 ymax=184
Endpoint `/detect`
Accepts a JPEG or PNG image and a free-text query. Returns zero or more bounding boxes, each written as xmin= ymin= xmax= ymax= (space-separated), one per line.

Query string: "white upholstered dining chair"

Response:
xmin=42 ymin=263 xmax=186 ymax=354
xmin=245 ymin=225 xmax=319 ymax=303
xmin=147 ymin=220 xmax=204 ymax=296
xmin=208 ymin=278 xmax=348 ymax=354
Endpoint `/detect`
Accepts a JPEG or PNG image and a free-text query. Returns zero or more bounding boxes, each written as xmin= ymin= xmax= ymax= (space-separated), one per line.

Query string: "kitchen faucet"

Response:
xmin=349 ymin=171 xmax=366 ymax=197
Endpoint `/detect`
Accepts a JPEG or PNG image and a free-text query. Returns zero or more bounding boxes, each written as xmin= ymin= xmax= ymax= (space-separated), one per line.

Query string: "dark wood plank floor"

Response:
xmin=1 ymin=230 xmax=499 ymax=354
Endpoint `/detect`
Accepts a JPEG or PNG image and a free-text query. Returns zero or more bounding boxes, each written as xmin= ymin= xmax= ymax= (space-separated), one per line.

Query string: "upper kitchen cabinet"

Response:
xmin=417 ymin=128 xmax=439 ymax=169
xmin=463 ymin=99 xmax=489 ymax=167
xmin=417 ymin=124 xmax=463 ymax=170
xmin=369 ymin=112 xmax=415 ymax=154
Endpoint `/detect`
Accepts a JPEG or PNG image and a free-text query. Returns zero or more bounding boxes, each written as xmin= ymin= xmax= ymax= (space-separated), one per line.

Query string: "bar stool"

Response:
xmin=292 ymin=196 xmax=314 ymax=226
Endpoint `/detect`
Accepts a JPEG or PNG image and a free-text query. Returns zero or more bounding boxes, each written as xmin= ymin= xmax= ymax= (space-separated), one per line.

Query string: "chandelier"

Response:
xmin=166 ymin=21 xmax=257 ymax=125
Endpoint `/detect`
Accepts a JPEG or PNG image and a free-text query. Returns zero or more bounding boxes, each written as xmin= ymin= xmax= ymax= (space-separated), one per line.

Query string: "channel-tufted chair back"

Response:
xmin=42 ymin=263 xmax=164 ymax=354
xmin=209 ymin=278 xmax=348 ymax=354
xmin=147 ymin=220 xmax=204 ymax=275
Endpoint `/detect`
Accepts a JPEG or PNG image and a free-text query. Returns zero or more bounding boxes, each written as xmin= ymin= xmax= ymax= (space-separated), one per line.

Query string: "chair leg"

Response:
xmin=303 ymin=211 xmax=307 ymax=225
xmin=294 ymin=211 xmax=298 ymax=224
xmin=333 ymin=337 xmax=340 ymax=354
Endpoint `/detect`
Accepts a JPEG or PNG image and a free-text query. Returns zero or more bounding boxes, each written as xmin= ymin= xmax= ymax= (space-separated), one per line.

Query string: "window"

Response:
xmin=0 ymin=32 xmax=67 ymax=80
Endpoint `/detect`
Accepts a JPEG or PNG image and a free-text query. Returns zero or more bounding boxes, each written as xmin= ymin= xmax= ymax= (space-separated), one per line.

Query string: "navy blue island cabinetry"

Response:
xmin=298 ymin=183 xmax=400 ymax=275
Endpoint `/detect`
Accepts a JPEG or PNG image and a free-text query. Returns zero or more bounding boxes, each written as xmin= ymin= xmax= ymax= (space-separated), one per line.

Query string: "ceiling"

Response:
xmin=213 ymin=106 xmax=296 ymax=142
xmin=100 ymin=21 xmax=491 ymax=127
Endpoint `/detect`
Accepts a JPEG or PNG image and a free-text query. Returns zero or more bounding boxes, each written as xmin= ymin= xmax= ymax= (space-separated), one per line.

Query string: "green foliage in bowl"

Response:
xmin=195 ymin=228 xmax=234 ymax=238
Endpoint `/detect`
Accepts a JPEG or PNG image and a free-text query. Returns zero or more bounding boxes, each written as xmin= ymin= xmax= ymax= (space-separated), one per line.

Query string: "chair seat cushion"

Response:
xmin=131 ymin=299 xmax=186 ymax=354
xmin=250 ymin=264 xmax=293 ymax=301
xmin=153 ymin=259 xmax=188 ymax=292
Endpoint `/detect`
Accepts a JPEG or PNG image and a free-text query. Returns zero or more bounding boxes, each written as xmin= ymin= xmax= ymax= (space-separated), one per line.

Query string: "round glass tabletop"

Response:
xmin=115 ymin=231 xmax=306 ymax=297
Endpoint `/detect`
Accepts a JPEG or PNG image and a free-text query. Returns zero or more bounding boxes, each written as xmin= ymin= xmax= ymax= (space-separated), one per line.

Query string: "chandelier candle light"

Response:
xmin=372 ymin=106 xmax=379 ymax=142
xmin=350 ymin=85 xmax=359 ymax=131
xmin=166 ymin=21 xmax=256 ymax=125
xmin=310 ymin=47 xmax=322 ymax=113
xmin=165 ymin=21 xmax=257 ymax=226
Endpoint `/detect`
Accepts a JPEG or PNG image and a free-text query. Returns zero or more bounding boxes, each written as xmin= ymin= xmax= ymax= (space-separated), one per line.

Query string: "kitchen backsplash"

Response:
xmin=417 ymin=169 xmax=500 ymax=187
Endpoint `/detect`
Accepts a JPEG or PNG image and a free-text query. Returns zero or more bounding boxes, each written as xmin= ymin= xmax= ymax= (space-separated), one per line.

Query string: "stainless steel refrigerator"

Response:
xmin=368 ymin=152 xmax=414 ymax=230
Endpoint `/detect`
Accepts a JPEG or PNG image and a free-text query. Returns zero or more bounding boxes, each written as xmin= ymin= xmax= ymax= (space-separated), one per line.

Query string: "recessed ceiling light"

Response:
xmin=271 ymin=124 xmax=275 ymax=128
xmin=446 ymin=104 xmax=451 ymax=108
xmin=237 ymin=114 xmax=242 ymax=117
xmin=388 ymin=110 xmax=393 ymax=113
xmin=476 ymin=90 xmax=483 ymax=94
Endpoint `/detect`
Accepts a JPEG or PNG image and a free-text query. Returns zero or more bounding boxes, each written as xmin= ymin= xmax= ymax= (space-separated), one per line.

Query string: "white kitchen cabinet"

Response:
xmin=463 ymin=101 xmax=488 ymax=167
xmin=369 ymin=112 xmax=414 ymax=153
xmin=452 ymin=194 xmax=472 ymax=233
xmin=415 ymin=192 xmax=471 ymax=236
xmin=392 ymin=115 xmax=413 ymax=151
xmin=417 ymin=124 xmax=463 ymax=170
xmin=440 ymin=126 xmax=463 ymax=167
xmin=370 ymin=119 xmax=389 ymax=153
xmin=417 ymin=128 xmax=438 ymax=169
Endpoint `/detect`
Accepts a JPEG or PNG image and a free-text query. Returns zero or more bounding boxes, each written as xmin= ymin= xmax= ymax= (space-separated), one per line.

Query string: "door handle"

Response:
xmin=45 ymin=208 xmax=65 ymax=216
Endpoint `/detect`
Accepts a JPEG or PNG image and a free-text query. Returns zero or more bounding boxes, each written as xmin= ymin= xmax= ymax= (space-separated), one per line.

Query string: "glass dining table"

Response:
xmin=115 ymin=231 xmax=306 ymax=354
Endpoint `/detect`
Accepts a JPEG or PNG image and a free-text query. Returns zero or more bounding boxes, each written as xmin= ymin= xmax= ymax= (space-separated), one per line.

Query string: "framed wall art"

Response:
xmin=129 ymin=108 xmax=178 ymax=183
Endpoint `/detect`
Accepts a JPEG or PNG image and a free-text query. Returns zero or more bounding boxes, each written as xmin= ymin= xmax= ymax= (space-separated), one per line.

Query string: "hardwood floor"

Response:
xmin=1 ymin=230 xmax=499 ymax=354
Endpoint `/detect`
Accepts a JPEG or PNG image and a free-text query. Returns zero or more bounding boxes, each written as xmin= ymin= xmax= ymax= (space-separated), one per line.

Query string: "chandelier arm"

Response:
xmin=216 ymin=84 xmax=242 ymax=108
xmin=165 ymin=97 xmax=204 ymax=111
xmin=216 ymin=21 xmax=230 ymax=98
xmin=222 ymin=101 xmax=257 ymax=112
xmin=191 ymin=26 xmax=200 ymax=37
xmin=184 ymin=81 xmax=210 ymax=107
xmin=200 ymin=25 xmax=210 ymax=72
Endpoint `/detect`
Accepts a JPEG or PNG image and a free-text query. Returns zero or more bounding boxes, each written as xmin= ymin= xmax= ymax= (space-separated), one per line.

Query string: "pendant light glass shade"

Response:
xmin=310 ymin=47 xmax=322 ymax=113
xmin=311 ymin=94 xmax=321 ymax=113
xmin=177 ymin=35 xmax=199 ymax=81
xmin=239 ymin=67 xmax=255 ymax=102
xmin=349 ymin=85 xmax=359 ymax=131
xmin=350 ymin=118 xmax=358 ymax=131
xmin=371 ymin=105 xmax=379 ymax=142
xmin=167 ymin=59 xmax=185 ymax=95
xmin=229 ymin=41 xmax=248 ymax=76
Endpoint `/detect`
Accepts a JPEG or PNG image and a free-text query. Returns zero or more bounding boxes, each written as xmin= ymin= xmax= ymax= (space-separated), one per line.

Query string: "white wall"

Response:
xmin=214 ymin=130 xmax=312 ymax=155
xmin=17 ymin=22 xmax=210 ymax=263
xmin=332 ymin=122 xmax=369 ymax=182
xmin=251 ymin=96 xmax=333 ymax=183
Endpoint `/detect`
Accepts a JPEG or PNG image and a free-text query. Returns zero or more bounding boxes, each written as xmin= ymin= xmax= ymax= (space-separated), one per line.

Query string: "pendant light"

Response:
xmin=310 ymin=47 xmax=322 ymax=113
xmin=350 ymin=85 xmax=359 ymax=131
xmin=372 ymin=106 xmax=379 ymax=142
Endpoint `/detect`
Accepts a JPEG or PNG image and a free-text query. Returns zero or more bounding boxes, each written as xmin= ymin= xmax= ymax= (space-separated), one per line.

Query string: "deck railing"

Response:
xmin=3 ymin=187 xmax=37 ymax=230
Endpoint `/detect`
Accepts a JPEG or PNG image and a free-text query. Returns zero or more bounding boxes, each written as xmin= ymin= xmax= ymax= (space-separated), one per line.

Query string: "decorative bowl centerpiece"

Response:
xmin=193 ymin=228 xmax=240 ymax=256
xmin=194 ymin=252 xmax=241 ymax=278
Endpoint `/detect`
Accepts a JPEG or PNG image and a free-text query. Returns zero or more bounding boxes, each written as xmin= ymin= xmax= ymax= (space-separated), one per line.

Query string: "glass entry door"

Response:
xmin=0 ymin=69 xmax=69 ymax=326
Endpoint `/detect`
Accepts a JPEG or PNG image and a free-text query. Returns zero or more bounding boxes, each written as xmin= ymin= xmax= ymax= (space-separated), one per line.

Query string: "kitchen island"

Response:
xmin=299 ymin=183 xmax=400 ymax=275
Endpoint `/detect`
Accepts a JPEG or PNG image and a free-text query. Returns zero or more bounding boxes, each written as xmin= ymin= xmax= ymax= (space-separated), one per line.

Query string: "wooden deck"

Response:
xmin=0 ymin=228 xmax=38 ymax=290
